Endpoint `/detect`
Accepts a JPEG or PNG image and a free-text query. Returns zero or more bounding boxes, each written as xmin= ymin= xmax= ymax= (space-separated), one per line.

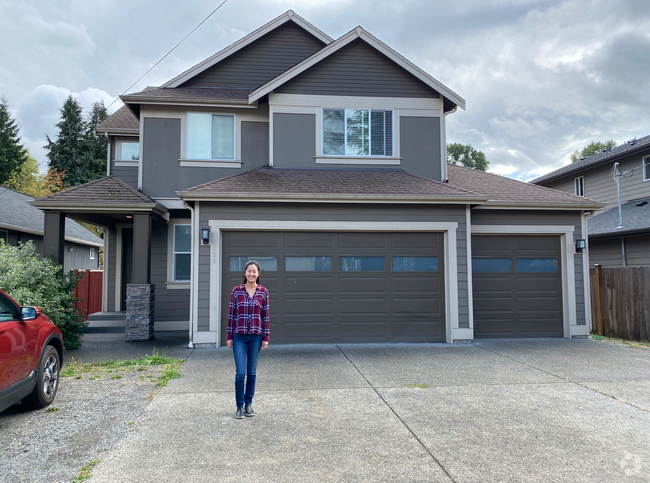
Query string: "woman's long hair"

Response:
xmin=242 ymin=260 xmax=261 ymax=284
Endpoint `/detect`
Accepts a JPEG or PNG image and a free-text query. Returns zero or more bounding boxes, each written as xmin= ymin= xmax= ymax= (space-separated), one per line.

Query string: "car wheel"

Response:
xmin=22 ymin=345 xmax=60 ymax=409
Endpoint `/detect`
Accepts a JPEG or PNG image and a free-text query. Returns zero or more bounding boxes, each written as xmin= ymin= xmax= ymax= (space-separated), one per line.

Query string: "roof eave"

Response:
xmin=248 ymin=27 xmax=466 ymax=109
xmin=176 ymin=191 xmax=487 ymax=204
xmin=94 ymin=127 xmax=139 ymax=136
xmin=0 ymin=222 xmax=103 ymax=247
xmin=475 ymin=200 xmax=606 ymax=210
xmin=28 ymin=201 xmax=168 ymax=217
xmin=121 ymin=96 xmax=254 ymax=107
xmin=589 ymin=227 xmax=650 ymax=239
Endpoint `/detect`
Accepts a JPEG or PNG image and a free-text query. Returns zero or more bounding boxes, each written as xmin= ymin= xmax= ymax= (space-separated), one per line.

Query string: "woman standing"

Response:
xmin=227 ymin=260 xmax=269 ymax=419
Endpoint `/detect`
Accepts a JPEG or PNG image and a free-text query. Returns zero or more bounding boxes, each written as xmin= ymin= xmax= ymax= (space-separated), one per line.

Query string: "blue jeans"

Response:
xmin=232 ymin=334 xmax=263 ymax=408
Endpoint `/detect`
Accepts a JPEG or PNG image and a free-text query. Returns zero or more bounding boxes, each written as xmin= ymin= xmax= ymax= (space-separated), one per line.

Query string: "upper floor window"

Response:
xmin=574 ymin=176 xmax=584 ymax=197
xmin=173 ymin=224 xmax=191 ymax=282
xmin=644 ymin=156 xmax=650 ymax=182
xmin=322 ymin=109 xmax=393 ymax=157
xmin=187 ymin=113 xmax=234 ymax=160
xmin=119 ymin=141 xmax=139 ymax=161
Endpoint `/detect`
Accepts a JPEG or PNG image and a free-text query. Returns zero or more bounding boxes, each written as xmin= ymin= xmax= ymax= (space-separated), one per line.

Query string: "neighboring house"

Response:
xmin=0 ymin=187 xmax=102 ymax=272
xmin=30 ymin=11 xmax=601 ymax=345
xmin=531 ymin=135 xmax=650 ymax=267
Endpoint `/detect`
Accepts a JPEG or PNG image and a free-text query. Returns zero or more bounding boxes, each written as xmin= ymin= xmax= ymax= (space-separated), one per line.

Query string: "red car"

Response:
xmin=0 ymin=289 xmax=64 ymax=413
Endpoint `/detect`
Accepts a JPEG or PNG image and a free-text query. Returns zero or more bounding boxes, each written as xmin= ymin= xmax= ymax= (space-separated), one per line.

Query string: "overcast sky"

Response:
xmin=1 ymin=0 xmax=648 ymax=180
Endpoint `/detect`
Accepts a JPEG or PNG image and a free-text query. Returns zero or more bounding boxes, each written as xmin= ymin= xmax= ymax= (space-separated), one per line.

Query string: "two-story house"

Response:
xmin=532 ymin=135 xmax=650 ymax=267
xmin=31 ymin=11 xmax=601 ymax=346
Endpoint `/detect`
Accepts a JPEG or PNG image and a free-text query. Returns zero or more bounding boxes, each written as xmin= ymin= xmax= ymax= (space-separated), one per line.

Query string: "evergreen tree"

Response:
xmin=44 ymin=96 xmax=108 ymax=186
xmin=45 ymin=95 xmax=86 ymax=185
xmin=83 ymin=101 xmax=108 ymax=181
xmin=0 ymin=97 xmax=28 ymax=184
xmin=447 ymin=143 xmax=490 ymax=172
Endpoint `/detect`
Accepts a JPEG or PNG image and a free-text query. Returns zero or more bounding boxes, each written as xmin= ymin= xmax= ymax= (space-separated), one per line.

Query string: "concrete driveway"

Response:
xmin=90 ymin=339 xmax=650 ymax=483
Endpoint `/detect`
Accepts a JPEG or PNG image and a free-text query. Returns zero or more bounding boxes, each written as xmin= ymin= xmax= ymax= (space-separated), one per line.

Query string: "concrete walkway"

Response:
xmin=88 ymin=339 xmax=650 ymax=482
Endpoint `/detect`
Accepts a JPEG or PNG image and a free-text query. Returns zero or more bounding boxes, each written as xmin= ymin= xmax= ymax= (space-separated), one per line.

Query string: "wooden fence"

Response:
xmin=73 ymin=270 xmax=103 ymax=320
xmin=590 ymin=265 xmax=650 ymax=341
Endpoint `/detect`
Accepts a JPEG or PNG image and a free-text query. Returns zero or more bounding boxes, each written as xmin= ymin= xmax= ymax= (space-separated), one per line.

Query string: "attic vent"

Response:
xmin=602 ymin=148 xmax=611 ymax=153
xmin=635 ymin=200 xmax=648 ymax=207
xmin=628 ymin=138 xmax=637 ymax=145
xmin=580 ymin=156 xmax=588 ymax=161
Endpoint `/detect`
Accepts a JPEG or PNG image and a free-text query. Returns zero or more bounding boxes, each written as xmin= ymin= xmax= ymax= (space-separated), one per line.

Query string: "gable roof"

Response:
xmin=162 ymin=11 xmax=332 ymax=89
xmin=95 ymin=105 xmax=139 ymax=135
xmin=0 ymin=187 xmax=103 ymax=247
xmin=249 ymin=26 xmax=466 ymax=111
xmin=446 ymin=164 xmax=604 ymax=209
xmin=177 ymin=166 xmax=486 ymax=203
xmin=588 ymin=198 xmax=650 ymax=238
xmin=29 ymin=176 xmax=167 ymax=217
xmin=531 ymin=134 xmax=650 ymax=185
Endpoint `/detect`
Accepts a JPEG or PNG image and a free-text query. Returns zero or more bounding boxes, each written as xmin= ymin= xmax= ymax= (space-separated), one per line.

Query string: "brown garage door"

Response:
xmin=221 ymin=231 xmax=445 ymax=344
xmin=472 ymin=235 xmax=563 ymax=338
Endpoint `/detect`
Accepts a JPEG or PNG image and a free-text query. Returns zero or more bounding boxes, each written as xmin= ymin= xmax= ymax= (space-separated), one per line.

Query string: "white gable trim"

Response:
xmin=162 ymin=11 xmax=332 ymax=88
xmin=249 ymin=27 xmax=466 ymax=110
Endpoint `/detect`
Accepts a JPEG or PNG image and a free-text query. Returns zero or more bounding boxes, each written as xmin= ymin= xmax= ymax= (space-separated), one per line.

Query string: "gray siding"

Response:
xmin=107 ymin=227 xmax=117 ymax=311
xmin=150 ymin=218 xmax=190 ymax=322
xmin=273 ymin=113 xmax=315 ymax=167
xmin=276 ymin=39 xmax=438 ymax=98
xmin=589 ymin=234 xmax=650 ymax=267
xmin=180 ymin=22 xmax=325 ymax=89
xmin=400 ymin=117 xmax=441 ymax=181
xmin=471 ymin=209 xmax=587 ymax=327
xmin=142 ymin=118 xmax=269 ymax=198
xmin=196 ymin=202 xmax=468 ymax=333
xmin=542 ymin=149 xmax=650 ymax=211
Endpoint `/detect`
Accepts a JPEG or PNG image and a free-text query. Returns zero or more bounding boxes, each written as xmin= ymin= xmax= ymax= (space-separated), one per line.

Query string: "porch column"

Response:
xmin=126 ymin=212 xmax=154 ymax=342
xmin=43 ymin=211 xmax=65 ymax=265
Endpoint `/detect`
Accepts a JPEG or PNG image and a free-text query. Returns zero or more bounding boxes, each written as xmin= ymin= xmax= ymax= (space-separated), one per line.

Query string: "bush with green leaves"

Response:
xmin=0 ymin=240 xmax=87 ymax=349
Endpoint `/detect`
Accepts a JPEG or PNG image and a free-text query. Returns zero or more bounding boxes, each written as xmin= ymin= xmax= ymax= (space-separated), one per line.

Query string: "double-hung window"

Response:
xmin=323 ymin=109 xmax=393 ymax=157
xmin=644 ymin=156 xmax=650 ymax=182
xmin=574 ymin=176 xmax=584 ymax=197
xmin=173 ymin=224 xmax=191 ymax=282
xmin=187 ymin=113 xmax=234 ymax=160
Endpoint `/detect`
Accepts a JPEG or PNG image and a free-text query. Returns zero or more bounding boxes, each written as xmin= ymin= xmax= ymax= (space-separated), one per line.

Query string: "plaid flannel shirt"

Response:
xmin=227 ymin=284 xmax=270 ymax=342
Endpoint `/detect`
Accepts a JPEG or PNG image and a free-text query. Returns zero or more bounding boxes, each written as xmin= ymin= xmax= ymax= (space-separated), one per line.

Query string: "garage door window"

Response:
xmin=229 ymin=257 xmax=278 ymax=272
xmin=340 ymin=256 xmax=384 ymax=271
xmin=286 ymin=257 xmax=332 ymax=271
xmin=516 ymin=258 xmax=557 ymax=272
xmin=392 ymin=256 xmax=438 ymax=272
xmin=472 ymin=258 xmax=511 ymax=272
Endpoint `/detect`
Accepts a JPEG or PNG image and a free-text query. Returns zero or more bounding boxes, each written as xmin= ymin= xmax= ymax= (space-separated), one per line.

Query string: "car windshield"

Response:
xmin=0 ymin=293 xmax=19 ymax=322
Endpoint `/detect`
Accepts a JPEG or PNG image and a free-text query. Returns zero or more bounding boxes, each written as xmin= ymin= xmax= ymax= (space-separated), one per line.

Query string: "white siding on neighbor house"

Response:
xmin=543 ymin=151 xmax=650 ymax=212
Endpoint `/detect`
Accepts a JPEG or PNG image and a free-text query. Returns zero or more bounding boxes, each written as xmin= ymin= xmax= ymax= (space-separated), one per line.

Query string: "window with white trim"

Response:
xmin=118 ymin=141 xmax=139 ymax=161
xmin=322 ymin=109 xmax=393 ymax=157
xmin=90 ymin=247 xmax=95 ymax=260
xmin=187 ymin=113 xmax=234 ymax=160
xmin=644 ymin=156 xmax=650 ymax=181
xmin=173 ymin=224 xmax=191 ymax=282
xmin=574 ymin=176 xmax=584 ymax=197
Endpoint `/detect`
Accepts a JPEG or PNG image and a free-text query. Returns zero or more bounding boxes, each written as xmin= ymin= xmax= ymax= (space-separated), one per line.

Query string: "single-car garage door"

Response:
xmin=472 ymin=235 xmax=563 ymax=338
xmin=221 ymin=231 xmax=445 ymax=344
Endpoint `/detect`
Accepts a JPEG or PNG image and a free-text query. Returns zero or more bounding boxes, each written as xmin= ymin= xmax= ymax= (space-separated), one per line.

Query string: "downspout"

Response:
xmin=621 ymin=237 xmax=627 ymax=268
xmin=183 ymin=201 xmax=195 ymax=348
xmin=442 ymin=106 xmax=457 ymax=182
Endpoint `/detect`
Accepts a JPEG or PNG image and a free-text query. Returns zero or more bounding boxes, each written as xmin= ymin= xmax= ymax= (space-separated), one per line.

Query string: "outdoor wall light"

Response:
xmin=201 ymin=228 xmax=210 ymax=245
xmin=575 ymin=239 xmax=586 ymax=252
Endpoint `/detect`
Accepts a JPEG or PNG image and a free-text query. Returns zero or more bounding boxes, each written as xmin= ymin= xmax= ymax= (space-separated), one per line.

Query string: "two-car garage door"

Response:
xmin=221 ymin=231 xmax=445 ymax=344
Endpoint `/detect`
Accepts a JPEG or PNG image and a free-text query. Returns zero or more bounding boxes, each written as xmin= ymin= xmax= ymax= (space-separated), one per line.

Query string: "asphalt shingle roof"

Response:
xmin=34 ymin=176 xmax=155 ymax=205
xmin=123 ymin=87 xmax=252 ymax=101
xmin=531 ymin=134 xmax=650 ymax=185
xmin=447 ymin=164 xmax=599 ymax=205
xmin=0 ymin=187 xmax=103 ymax=246
xmin=180 ymin=166 xmax=484 ymax=200
xmin=588 ymin=198 xmax=650 ymax=237
xmin=95 ymin=105 xmax=139 ymax=133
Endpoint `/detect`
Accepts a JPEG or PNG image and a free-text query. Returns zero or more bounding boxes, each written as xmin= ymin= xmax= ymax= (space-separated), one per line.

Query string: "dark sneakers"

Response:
xmin=244 ymin=405 xmax=255 ymax=417
xmin=235 ymin=407 xmax=244 ymax=419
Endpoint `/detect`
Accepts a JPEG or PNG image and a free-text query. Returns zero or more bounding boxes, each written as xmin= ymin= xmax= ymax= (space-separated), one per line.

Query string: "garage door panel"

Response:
xmin=472 ymin=235 xmax=562 ymax=338
xmin=222 ymin=231 xmax=445 ymax=344
xmin=338 ymin=277 xmax=386 ymax=292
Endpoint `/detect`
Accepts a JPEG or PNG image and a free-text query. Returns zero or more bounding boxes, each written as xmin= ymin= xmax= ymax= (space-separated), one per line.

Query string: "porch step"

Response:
xmin=86 ymin=312 xmax=126 ymax=328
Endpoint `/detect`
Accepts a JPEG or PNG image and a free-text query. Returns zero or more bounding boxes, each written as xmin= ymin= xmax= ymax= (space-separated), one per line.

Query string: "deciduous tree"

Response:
xmin=570 ymin=140 xmax=616 ymax=163
xmin=447 ymin=143 xmax=490 ymax=172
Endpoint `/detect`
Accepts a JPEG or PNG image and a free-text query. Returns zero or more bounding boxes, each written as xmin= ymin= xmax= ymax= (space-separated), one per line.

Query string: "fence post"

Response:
xmin=594 ymin=264 xmax=603 ymax=336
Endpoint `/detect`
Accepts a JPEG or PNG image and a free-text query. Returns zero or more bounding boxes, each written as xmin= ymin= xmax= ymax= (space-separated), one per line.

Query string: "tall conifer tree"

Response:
xmin=0 ymin=97 xmax=28 ymax=184
xmin=45 ymin=95 xmax=85 ymax=185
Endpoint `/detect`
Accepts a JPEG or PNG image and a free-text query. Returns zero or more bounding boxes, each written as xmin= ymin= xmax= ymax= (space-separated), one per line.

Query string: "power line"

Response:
xmin=107 ymin=0 xmax=230 ymax=110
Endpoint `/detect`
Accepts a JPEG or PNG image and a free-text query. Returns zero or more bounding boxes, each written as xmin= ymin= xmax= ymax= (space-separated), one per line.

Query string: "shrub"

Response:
xmin=0 ymin=240 xmax=87 ymax=349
